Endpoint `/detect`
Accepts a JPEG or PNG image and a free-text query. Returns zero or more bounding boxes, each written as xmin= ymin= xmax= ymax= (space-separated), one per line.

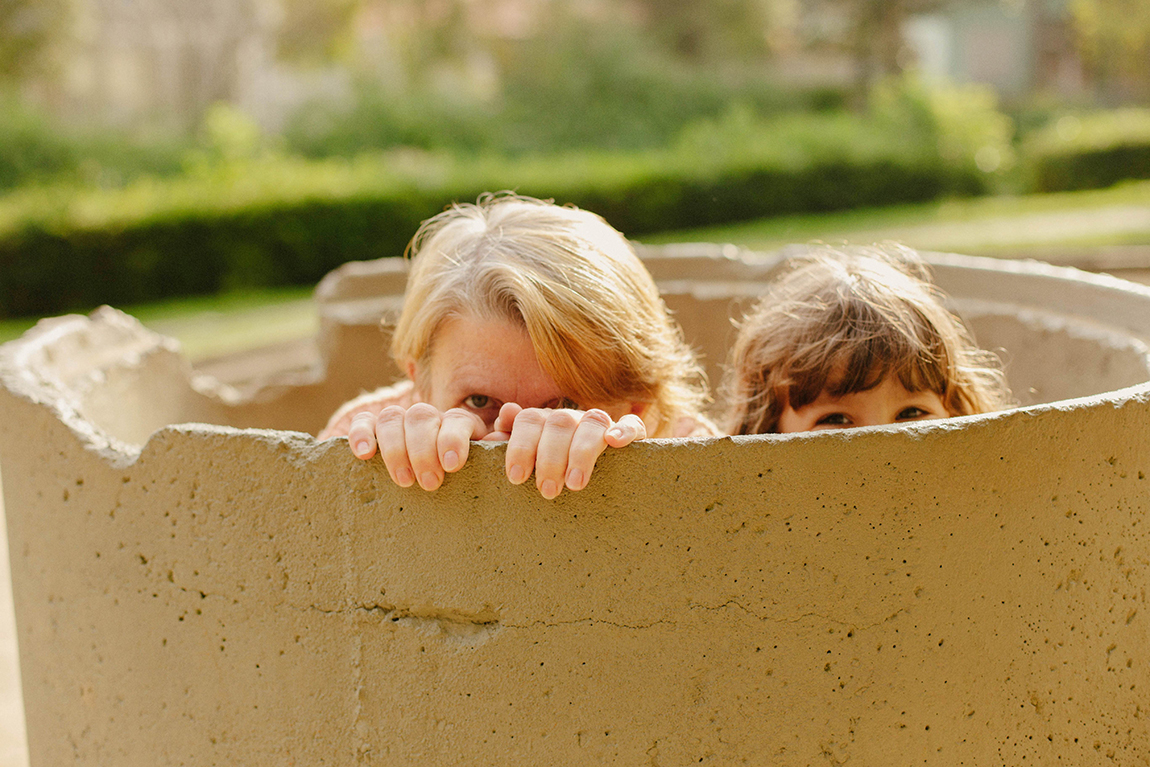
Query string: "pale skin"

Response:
xmin=318 ymin=314 xmax=649 ymax=498
xmin=776 ymin=375 xmax=951 ymax=433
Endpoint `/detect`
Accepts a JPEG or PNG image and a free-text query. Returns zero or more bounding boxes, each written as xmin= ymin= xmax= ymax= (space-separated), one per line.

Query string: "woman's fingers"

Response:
xmin=437 ymin=409 xmax=489 ymax=474
xmin=347 ymin=411 xmax=381 ymax=459
xmin=375 ymin=406 xmax=415 ymax=487
xmin=505 ymin=408 xmax=636 ymax=498
xmin=319 ymin=381 xmax=415 ymax=440
xmin=532 ymin=410 xmax=581 ymax=499
xmin=603 ymin=413 xmax=647 ymax=448
xmin=490 ymin=402 xmax=523 ymax=439
xmin=504 ymin=408 xmax=548 ymax=486
xmin=368 ymin=405 xmax=488 ymax=491
xmin=402 ymin=404 xmax=447 ymax=490
xmin=563 ymin=409 xmax=617 ymax=491
xmin=349 ymin=401 xmax=646 ymax=497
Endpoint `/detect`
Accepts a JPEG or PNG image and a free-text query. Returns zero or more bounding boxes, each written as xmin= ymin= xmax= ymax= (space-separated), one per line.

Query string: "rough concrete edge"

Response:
xmin=923 ymin=249 xmax=1150 ymax=297
xmin=764 ymin=243 xmax=1150 ymax=305
xmin=0 ymin=310 xmax=161 ymax=468
xmin=314 ymin=256 xmax=409 ymax=303
xmin=13 ymin=329 xmax=1150 ymax=475
xmin=958 ymin=297 xmax=1150 ymax=357
xmin=131 ymin=378 xmax=1150 ymax=472
xmin=5 ymin=250 xmax=1150 ymax=472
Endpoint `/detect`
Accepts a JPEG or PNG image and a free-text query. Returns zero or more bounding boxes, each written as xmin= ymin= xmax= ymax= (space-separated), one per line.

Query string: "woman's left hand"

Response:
xmin=492 ymin=403 xmax=646 ymax=499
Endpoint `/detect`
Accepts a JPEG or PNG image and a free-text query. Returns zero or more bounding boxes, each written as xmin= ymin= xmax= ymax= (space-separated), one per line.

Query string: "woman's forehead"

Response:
xmin=429 ymin=315 xmax=564 ymax=403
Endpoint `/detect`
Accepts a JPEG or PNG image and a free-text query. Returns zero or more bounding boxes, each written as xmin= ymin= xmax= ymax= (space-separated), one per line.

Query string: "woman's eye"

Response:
xmin=816 ymin=413 xmax=851 ymax=426
xmin=897 ymin=407 xmax=928 ymax=420
xmin=463 ymin=395 xmax=492 ymax=409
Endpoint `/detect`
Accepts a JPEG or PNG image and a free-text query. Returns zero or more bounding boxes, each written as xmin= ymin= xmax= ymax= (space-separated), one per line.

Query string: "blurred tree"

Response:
xmin=404 ymin=0 xmax=477 ymax=73
xmin=0 ymin=0 xmax=73 ymax=82
xmin=631 ymin=0 xmax=792 ymax=61
xmin=1070 ymin=0 xmax=1150 ymax=100
xmin=277 ymin=0 xmax=363 ymax=65
xmin=821 ymin=0 xmax=949 ymax=107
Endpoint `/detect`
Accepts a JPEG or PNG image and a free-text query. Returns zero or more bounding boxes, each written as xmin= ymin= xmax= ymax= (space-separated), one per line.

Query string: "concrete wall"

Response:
xmin=2 ymin=249 xmax=1149 ymax=765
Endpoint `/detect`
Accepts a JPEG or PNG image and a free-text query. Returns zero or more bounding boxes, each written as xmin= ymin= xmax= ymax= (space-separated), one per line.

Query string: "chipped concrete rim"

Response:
xmin=3 ymin=252 xmax=1150 ymax=468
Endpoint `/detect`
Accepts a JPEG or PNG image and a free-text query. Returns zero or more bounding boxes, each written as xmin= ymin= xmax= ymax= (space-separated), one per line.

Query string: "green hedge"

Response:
xmin=0 ymin=109 xmax=988 ymax=319
xmin=1024 ymin=109 xmax=1150 ymax=193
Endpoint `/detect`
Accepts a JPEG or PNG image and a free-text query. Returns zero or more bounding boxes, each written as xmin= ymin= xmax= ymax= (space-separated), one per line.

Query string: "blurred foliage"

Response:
xmin=1070 ymin=0 xmax=1150 ymax=100
xmin=284 ymin=80 xmax=497 ymax=157
xmin=277 ymin=0 xmax=362 ymax=64
xmin=0 ymin=85 xmax=994 ymax=318
xmin=630 ymin=0 xmax=791 ymax=61
xmin=0 ymin=0 xmax=72 ymax=82
xmin=871 ymin=75 xmax=1016 ymax=190
xmin=190 ymin=104 xmax=269 ymax=167
xmin=819 ymin=0 xmax=949 ymax=105
xmin=284 ymin=12 xmax=846 ymax=158
xmin=1023 ymin=108 xmax=1150 ymax=192
xmin=0 ymin=90 xmax=187 ymax=191
xmin=0 ymin=91 xmax=76 ymax=187
xmin=6 ymin=0 xmax=1150 ymax=319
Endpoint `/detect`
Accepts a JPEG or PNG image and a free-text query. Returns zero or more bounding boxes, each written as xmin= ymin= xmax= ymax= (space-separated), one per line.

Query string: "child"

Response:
xmin=320 ymin=193 xmax=715 ymax=497
xmin=724 ymin=245 xmax=1013 ymax=435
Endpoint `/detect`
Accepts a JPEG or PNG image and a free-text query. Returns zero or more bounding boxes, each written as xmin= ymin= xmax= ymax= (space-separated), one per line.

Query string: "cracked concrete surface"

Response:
xmin=2 ymin=249 xmax=1150 ymax=765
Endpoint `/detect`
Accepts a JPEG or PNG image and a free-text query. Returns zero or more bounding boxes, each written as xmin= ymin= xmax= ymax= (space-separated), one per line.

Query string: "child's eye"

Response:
xmin=463 ymin=394 xmax=493 ymax=410
xmin=556 ymin=397 xmax=580 ymax=410
xmin=897 ymin=407 xmax=928 ymax=420
xmin=815 ymin=413 xmax=852 ymax=426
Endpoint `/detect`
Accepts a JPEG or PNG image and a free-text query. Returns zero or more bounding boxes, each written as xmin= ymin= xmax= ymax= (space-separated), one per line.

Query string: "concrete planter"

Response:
xmin=1 ymin=248 xmax=1148 ymax=765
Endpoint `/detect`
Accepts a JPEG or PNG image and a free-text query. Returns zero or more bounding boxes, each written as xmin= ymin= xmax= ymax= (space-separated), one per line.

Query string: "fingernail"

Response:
xmin=420 ymin=472 xmax=439 ymax=490
xmin=394 ymin=468 xmax=414 ymax=487
xmin=607 ymin=427 xmax=624 ymax=440
xmin=354 ymin=440 xmax=371 ymax=457
xmin=540 ymin=479 xmax=559 ymax=499
xmin=508 ymin=465 xmax=526 ymax=484
xmin=566 ymin=468 xmax=585 ymax=490
xmin=442 ymin=450 xmax=459 ymax=471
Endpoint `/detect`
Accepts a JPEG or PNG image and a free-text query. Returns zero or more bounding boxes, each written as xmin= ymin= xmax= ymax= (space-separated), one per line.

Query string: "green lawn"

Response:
xmin=3 ymin=180 xmax=1148 ymax=359
xmin=0 ymin=286 xmax=316 ymax=360
xmin=645 ymin=179 xmax=1150 ymax=255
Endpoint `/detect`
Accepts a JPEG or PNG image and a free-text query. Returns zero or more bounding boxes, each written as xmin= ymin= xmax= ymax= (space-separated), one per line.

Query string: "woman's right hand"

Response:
xmin=318 ymin=380 xmax=415 ymax=442
xmin=360 ymin=404 xmax=492 ymax=491
xmin=321 ymin=382 xmax=493 ymax=491
xmin=494 ymin=403 xmax=647 ymax=499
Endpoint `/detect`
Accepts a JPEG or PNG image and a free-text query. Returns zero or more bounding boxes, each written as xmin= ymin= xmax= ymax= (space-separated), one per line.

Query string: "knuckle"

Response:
xmin=514 ymin=408 xmax=548 ymax=428
xmin=405 ymin=403 xmax=441 ymax=424
xmin=546 ymin=410 xmax=580 ymax=431
xmin=580 ymin=409 xmax=612 ymax=428
xmin=376 ymin=406 xmax=406 ymax=425
xmin=443 ymin=407 xmax=478 ymax=426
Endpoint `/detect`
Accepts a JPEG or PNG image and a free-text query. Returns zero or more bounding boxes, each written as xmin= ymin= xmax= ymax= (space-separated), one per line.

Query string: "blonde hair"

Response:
xmin=724 ymin=245 xmax=1013 ymax=435
xmin=391 ymin=194 xmax=708 ymax=436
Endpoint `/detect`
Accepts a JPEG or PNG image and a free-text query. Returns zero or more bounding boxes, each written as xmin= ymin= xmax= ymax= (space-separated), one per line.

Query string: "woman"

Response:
xmin=320 ymin=194 xmax=715 ymax=497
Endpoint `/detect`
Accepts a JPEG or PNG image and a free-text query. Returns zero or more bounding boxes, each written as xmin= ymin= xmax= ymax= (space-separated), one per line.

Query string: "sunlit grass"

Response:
xmin=0 ymin=286 xmax=316 ymax=360
xmin=644 ymin=179 xmax=1150 ymax=253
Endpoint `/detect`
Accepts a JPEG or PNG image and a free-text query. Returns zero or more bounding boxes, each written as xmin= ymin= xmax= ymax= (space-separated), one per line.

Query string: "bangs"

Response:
xmin=453 ymin=248 xmax=655 ymax=410
xmin=780 ymin=294 xmax=951 ymax=411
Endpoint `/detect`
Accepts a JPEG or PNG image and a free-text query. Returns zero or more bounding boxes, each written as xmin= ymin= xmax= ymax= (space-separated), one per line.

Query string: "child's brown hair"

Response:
xmin=724 ymin=245 xmax=1013 ymax=435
